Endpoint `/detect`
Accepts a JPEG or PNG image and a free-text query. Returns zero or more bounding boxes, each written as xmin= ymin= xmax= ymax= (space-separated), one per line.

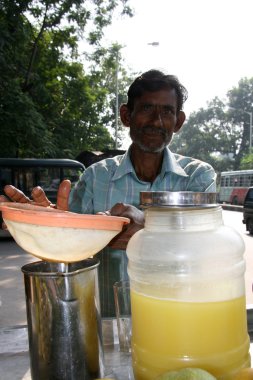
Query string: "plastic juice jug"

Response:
xmin=126 ymin=191 xmax=250 ymax=380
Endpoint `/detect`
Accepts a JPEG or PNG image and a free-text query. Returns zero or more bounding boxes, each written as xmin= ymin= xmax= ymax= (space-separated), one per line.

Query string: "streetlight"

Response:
xmin=115 ymin=50 xmax=119 ymax=149
xmin=229 ymin=107 xmax=253 ymax=153
xmin=245 ymin=111 xmax=252 ymax=152
xmin=147 ymin=42 xmax=159 ymax=46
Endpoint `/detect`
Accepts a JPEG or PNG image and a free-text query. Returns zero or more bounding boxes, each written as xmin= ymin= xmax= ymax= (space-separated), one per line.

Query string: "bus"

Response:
xmin=0 ymin=158 xmax=85 ymax=204
xmin=219 ymin=169 xmax=253 ymax=205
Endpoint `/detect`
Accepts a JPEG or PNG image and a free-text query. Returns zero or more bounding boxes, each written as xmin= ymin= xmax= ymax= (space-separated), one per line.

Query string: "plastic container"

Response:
xmin=126 ymin=192 xmax=250 ymax=380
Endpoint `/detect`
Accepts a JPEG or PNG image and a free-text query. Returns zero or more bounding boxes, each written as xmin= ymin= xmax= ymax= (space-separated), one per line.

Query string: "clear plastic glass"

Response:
xmin=127 ymin=205 xmax=250 ymax=380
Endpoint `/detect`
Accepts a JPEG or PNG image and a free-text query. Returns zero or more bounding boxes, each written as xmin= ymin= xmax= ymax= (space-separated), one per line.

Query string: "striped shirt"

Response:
xmin=69 ymin=147 xmax=216 ymax=317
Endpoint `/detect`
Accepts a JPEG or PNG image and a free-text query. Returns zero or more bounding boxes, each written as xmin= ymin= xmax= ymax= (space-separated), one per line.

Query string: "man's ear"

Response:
xmin=174 ymin=111 xmax=186 ymax=133
xmin=120 ymin=104 xmax=131 ymax=127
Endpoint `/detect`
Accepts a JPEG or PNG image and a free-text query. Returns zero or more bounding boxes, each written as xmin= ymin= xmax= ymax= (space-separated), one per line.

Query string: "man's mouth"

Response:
xmin=141 ymin=125 xmax=167 ymax=137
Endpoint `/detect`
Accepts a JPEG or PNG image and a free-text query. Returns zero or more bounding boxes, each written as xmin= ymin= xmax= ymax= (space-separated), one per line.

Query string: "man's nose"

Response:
xmin=149 ymin=106 xmax=164 ymax=127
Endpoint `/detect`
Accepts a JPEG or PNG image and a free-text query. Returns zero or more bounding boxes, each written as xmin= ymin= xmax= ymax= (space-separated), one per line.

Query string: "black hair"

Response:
xmin=127 ymin=69 xmax=188 ymax=114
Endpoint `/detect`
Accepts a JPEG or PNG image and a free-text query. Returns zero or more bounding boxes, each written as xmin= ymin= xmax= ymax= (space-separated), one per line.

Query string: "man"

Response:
xmin=1 ymin=69 xmax=216 ymax=317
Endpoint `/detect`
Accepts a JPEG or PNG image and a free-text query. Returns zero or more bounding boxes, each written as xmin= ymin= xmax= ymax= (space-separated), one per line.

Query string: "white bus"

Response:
xmin=219 ymin=169 xmax=253 ymax=205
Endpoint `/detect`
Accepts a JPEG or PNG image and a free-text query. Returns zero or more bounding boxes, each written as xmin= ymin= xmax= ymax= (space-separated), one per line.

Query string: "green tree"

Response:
xmin=0 ymin=0 xmax=133 ymax=157
xmin=227 ymin=77 xmax=253 ymax=168
xmin=240 ymin=152 xmax=253 ymax=169
xmin=170 ymin=78 xmax=253 ymax=173
xmin=88 ymin=43 xmax=138 ymax=147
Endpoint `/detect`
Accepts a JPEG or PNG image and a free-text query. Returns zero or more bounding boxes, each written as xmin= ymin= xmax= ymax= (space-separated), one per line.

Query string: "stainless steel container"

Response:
xmin=22 ymin=258 xmax=104 ymax=380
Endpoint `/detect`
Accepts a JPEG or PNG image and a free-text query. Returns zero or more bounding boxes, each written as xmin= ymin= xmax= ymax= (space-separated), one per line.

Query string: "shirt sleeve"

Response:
xmin=186 ymin=163 xmax=217 ymax=192
xmin=171 ymin=153 xmax=217 ymax=193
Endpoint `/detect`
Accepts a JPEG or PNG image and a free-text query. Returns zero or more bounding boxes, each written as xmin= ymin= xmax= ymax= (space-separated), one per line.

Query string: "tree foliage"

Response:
xmin=0 ymin=0 xmax=133 ymax=158
xmin=88 ymin=43 xmax=138 ymax=147
xmin=240 ymin=151 xmax=253 ymax=169
xmin=170 ymin=78 xmax=253 ymax=173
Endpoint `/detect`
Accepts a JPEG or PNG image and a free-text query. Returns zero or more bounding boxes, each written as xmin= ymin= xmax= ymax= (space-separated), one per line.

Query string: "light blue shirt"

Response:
xmin=69 ymin=147 xmax=216 ymax=214
xmin=69 ymin=147 xmax=216 ymax=317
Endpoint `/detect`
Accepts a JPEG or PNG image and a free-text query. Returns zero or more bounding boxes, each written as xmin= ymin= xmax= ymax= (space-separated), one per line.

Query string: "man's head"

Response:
xmin=120 ymin=70 xmax=187 ymax=153
xmin=126 ymin=69 xmax=188 ymax=114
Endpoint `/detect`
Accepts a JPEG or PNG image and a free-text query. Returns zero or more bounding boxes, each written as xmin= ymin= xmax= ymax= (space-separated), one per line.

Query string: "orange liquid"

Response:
xmin=131 ymin=291 xmax=250 ymax=380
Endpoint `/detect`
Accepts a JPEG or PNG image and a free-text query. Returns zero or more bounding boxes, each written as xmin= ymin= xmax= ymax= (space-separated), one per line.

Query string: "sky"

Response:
xmin=102 ymin=0 xmax=253 ymax=119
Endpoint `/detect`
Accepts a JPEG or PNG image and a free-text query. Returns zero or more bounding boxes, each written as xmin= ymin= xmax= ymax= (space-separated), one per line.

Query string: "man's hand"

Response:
xmin=101 ymin=203 xmax=144 ymax=250
xmin=0 ymin=180 xmax=72 ymax=230
xmin=0 ymin=180 xmax=71 ymax=210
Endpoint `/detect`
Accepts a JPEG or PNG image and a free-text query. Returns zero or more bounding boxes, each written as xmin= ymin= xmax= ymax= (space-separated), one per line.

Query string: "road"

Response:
xmin=0 ymin=209 xmax=253 ymax=329
xmin=0 ymin=238 xmax=37 ymax=328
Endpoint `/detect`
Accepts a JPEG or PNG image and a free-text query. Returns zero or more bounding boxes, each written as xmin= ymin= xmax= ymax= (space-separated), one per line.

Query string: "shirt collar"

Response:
xmin=161 ymin=147 xmax=188 ymax=178
xmin=112 ymin=149 xmax=135 ymax=180
xmin=112 ymin=146 xmax=188 ymax=181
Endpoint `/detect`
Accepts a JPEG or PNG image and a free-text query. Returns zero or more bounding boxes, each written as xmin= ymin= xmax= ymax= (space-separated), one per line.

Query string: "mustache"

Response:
xmin=137 ymin=125 xmax=168 ymax=137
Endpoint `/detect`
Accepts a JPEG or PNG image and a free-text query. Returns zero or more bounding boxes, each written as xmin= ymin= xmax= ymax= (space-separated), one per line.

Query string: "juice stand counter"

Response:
xmin=1 ymin=310 xmax=253 ymax=380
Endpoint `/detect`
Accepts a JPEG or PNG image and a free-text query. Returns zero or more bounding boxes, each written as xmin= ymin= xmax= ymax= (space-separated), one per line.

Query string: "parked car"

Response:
xmin=242 ymin=187 xmax=253 ymax=234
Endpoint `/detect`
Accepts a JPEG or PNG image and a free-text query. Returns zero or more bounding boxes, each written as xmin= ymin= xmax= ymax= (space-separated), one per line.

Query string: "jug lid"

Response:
xmin=140 ymin=191 xmax=218 ymax=208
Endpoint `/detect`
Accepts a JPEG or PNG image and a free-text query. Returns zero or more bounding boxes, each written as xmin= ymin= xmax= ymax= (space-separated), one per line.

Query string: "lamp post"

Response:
xmin=229 ymin=107 xmax=253 ymax=153
xmin=115 ymin=50 xmax=119 ymax=149
xmin=245 ymin=111 xmax=253 ymax=153
xmin=147 ymin=41 xmax=159 ymax=46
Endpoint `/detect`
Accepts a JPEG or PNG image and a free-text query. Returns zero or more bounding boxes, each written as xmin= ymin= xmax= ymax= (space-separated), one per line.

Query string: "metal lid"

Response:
xmin=140 ymin=191 xmax=218 ymax=208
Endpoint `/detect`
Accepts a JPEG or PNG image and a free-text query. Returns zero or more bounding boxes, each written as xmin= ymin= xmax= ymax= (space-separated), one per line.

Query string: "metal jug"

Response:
xmin=22 ymin=258 xmax=104 ymax=380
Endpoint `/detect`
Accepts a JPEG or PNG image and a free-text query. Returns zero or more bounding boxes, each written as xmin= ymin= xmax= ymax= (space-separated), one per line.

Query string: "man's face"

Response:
xmin=128 ymin=89 xmax=183 ymax=153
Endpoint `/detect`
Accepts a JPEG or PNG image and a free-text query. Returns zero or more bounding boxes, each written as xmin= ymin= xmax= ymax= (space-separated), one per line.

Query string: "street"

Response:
xmin=0 ymin=209 xmax=253 ymax=330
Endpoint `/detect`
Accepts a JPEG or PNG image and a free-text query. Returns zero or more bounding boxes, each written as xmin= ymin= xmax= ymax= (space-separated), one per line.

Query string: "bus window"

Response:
xmin=38 ymin=167 xmax=61 ymax=190
xmin=11 ymin=168 xmax=35 ymax=194
xmin=62 ymin=167 xmax=83 ymax=185
xmin=25 ymin=169 xmax=35 ymax=193
xmin=231 ymin=176 xmax=235 ymax=186
xmin=0 ymin=167 xmax=12 ymax=189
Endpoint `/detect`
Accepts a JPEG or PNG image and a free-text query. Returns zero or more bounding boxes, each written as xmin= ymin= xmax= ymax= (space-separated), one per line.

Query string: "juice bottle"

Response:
xmin=126 ymin=191 xmax=250 ymax=380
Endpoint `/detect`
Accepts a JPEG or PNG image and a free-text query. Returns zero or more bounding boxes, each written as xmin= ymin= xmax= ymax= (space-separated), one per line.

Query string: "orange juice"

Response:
xmin=131 ymin=290 xmax=250 ymax=380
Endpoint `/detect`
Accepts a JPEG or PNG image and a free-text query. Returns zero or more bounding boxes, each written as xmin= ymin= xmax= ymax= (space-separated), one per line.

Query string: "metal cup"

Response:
xmin=22 ymin=258 xmax=104 ymax=380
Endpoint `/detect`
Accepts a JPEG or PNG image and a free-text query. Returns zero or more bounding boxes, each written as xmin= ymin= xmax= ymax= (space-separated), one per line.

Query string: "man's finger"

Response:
xmin=4 ymin=185 xmax=31 ymax=203
xmin=110 ymin=203 xmax=144 ymax=225
xmin=56 ymin=180 xmax=71 ymax=211
xmin=31 ymin=187 xmax=52 ymax=207
xmin=0 ymin=195 xmax=9 ymax=202
xmin=109 ymin=203 xmax=127 ymax=216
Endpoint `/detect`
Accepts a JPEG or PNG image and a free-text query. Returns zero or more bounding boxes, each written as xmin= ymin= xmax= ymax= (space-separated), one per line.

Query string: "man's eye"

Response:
xmin=142 ymin=104 xmax=153 ymax=112
xmin=162 ymin=106 xmax=173 ymax=115
xmin=139 ymin=104 xmax=174 ymax=116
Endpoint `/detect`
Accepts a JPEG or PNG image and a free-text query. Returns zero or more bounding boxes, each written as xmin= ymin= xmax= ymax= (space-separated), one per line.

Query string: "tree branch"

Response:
xmin=22 ymin=4 xmax=49 ymax=92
